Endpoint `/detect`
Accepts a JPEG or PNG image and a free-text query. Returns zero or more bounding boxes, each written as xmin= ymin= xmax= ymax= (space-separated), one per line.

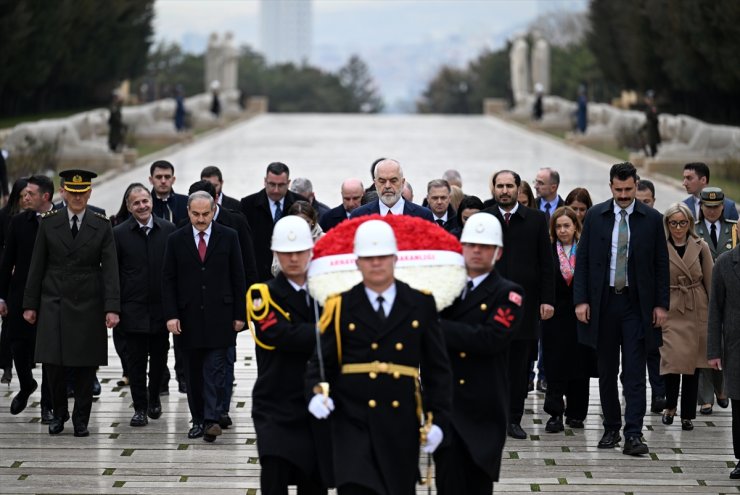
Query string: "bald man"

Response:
xmin=320 ymin=178 xmax=365 ymax=233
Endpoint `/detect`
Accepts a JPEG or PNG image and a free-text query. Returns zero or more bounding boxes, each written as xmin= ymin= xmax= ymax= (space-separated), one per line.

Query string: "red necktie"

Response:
xmin=198 ymin=231 xmax=207 ymax=262
xmin=504 ymin=212 xmax=511 ymax=226
xmin=386 ymin=209 xmax=393 ymax=216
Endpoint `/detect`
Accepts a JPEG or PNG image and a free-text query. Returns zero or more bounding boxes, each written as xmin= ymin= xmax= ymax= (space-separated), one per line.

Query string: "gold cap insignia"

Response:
xmin=710 ymin=192 xmax=717 ymax=200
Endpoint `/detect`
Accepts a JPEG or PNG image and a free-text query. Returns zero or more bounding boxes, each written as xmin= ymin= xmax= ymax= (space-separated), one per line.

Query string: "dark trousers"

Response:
xmin=0 ymin=326 xmax=11 ymax=370
xmin=597 ymin=291 xmax=646 ymax=438
xmin=338 ymin=485 xmax=378 ymax=495
xmin=184 ymin=347 xmax=227 ymax=424
xmin=733 ymin=399 xmax=740 ymax=459
xmin=647 ymin=348 xmax=665 ymax=397
xmin=543 ymin=377 xmax=590 ymax=421
xmin=697 ymin=368 xmax=724 ymax=405
xmin=219 ymin=345 xmax=236 ymax=414
xmin=46 ymin=364 xmax=95 ymax=426
xmin=260 ymin=456 xmax=326 ymax=495
xmin=434 ymin=427 xmax=493 ymax=495
xmin=125 ymin=331 xmax=169 ymax=412
xmin=112 ymin=328 xmax=129 ymax=378
xmin=664 ymin=371 xmax=698 ymax=420
xmin=508 ymin=339 xmax=537 ymax=424
xmin=11 ymin=338 xmax=51 ymax=408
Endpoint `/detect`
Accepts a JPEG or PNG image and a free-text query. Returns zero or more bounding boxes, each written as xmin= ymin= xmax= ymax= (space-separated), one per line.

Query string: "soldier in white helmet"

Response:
xmin=247 ymin=216 xmax=332 ymax=494
xmin=434 ymin=213 xmax=525 ymax=495
xmin=306 ymin=219 xmax=452 ymax=495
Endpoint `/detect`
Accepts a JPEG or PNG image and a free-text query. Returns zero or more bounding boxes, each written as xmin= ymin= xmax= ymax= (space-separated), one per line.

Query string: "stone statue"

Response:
xmin=220 ymin=32 xmax=239 ymax=91
xmin=509 ymin=37 xmax=530 ymax=105
xmin=531 ymin=37 xmax=550 ymax=95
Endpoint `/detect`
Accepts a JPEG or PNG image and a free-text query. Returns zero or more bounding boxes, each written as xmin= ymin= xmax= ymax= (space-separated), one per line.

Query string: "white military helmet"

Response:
xmin=460 ymin=213 xmax=503 ymax=247
xmin=271 ymin=216 xmax=313 ymax=252
xmin=353 ymin=220 xmax=397 ymax=257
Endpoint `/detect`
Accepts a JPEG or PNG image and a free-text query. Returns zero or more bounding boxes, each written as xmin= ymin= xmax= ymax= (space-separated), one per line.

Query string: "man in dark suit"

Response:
xmin=113 ymin=184 xmax=176 ymax=427
xmin=188 ymin=180 xmax=258 ymax=428
xmin=241 ymin=162 xmax=305 ymax=282
xmin=200 ymin=165 xmax=242 ymax=213
xmin=435 ymin=213 xmax=524 ymax=494
xmin=149 ymin=160 xmax=188 ymax=224
xmin=290 ymin=177 xmax=330 ymax=220
xmin=248 ymin=216 xmax=331 ymax=494
xmin=307 ymin=220 xmax=452 ymax=494
xmin=426 ymin=179 xmax=459 ymax=233
xmin=534 ymin=167 xmax=564 ymax=221
xmin=682 ymin=162 xmax=738 ymax=221
xmin=319 ymin=178 xmax=364 ymax=233
xmin=0 ymin=175 xmax=55 ymax=421
xmin=574 ymin=162 xmax=669 ymax=456
xmin=350 ymin=159 xmax=434 ymax=221
xmin=162 ymin=191 xmax=246 ymax=442
xmin=482 ymin=170 xmax=555 ymax=440
xmin=23 ymin=169 xmax=120 ymax=437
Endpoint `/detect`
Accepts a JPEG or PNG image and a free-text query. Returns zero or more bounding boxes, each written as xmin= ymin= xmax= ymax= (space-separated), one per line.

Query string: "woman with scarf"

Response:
xmin=541 ymin=206 xmax=596 ymax=433
xmin=660 ymin=202 xmax=713 ymax=431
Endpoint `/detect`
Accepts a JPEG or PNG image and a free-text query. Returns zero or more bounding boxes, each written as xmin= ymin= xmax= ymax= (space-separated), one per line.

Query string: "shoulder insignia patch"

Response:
xmin=40 ymin=209 xmax=59 ymax=219
xmin=508 ymin=291 xmax=523 ymax=307
xmin=93 ymin=211 xmax=109 ymax=221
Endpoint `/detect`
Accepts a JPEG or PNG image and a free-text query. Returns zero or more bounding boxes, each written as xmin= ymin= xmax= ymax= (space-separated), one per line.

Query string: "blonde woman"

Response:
xmin=660 ymin=202 xmax=713 ymax=430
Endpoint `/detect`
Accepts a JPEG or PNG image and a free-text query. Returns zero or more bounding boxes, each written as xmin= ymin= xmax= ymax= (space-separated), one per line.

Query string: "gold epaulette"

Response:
xmin=732 ymin=223 xmax=738 ymax=248
xmin=246 ymin=283 xmax=291 ymax=351
xmin=40 ymin=209 xmax=59 ymax=219
xmin=319 ymin=294 xmax=343 ymax=365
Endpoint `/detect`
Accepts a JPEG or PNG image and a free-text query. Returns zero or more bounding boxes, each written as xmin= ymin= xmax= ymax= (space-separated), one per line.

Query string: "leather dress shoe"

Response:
xmin=49 ymin=412 xmax=70 ymax=435
xmin=1 ymin=367 xmax=11 ymax=384
xmin=147 ymin=399 xmax=162 ymax=420
xmin=507 ymin=423 xmax=527 ymax=439
xmin=597 ymin=430 xmax=621 ymax=449
xmin=41 ymin=407 xmax=55 ymax=424
xmin=622 ymin=436 xmax=649 ymax=456
xmin=188 ymin=423 xmax=204 ymax=439
xmin=699 ymin=404 xmax=713 ymax=415
xmin=566 ymin=418 xmax=584 ymax=429
xmin=717 ymin=397 xmax=730 ymax=408
xmin=73 ymin=423 xmax=90 ymax=437
xmin=130 ymin=410 xmax=148 ymax=427
xmin=681 ymin=419 xmax=694 ymax=431
xmin=92 ymin=376 xmax=102 ymax=396
xmin=545 ymin=416 xmax=564 ymax=433
xmin=10 ymin=379 xmax=38 ymax=415
xmin=116 ymin=376 xmax=129 ymax=387
xmin=203 ymin=422 xmax=222 ymax=443
xmin=219 ymin=413 xmax=232 ymax=429
xmin=730 ymin=461 xmax=740 ymax=480
xmin=650 ymin=395 xmax=666 ymax=414
xmin=662 ymin=412 xmax=675 ymax=425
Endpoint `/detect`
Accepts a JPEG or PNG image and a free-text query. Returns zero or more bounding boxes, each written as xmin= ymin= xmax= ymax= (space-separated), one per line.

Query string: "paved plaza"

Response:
xmin=1 ymin=114 xmax=734 ymax=494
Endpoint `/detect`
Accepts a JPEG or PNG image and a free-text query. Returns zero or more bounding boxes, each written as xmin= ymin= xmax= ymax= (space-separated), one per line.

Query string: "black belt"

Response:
xmin=610 ymin=286 xmax=629 ymax=295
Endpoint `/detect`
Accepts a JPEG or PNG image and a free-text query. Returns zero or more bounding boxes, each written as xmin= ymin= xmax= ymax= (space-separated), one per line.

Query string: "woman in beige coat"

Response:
xmin=660 ymin=203 xmax=714 ymax=430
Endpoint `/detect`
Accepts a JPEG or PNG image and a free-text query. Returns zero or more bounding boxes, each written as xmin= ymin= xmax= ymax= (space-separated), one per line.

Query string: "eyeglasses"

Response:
xmin=667 ymin=220 xmax=689 ymax=228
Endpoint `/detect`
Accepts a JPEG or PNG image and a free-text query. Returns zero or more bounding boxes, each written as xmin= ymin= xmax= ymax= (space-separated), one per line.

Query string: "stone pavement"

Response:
xmin=91 ymin=113 xmax=686 ymax=215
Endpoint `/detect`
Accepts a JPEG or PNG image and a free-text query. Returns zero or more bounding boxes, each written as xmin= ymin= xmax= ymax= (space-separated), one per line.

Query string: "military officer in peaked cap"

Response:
xmin=434 ymin=213 xmax=524 ymax=494
xmin=23 ymin=169 xmax=120 ymax=437
xmin=306 ymin=220 xmax=452 ymax=495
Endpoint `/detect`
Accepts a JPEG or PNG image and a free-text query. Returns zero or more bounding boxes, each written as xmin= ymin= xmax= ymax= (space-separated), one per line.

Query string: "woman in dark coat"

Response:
xmin=541 ymin=206 xmax=596 ymax=432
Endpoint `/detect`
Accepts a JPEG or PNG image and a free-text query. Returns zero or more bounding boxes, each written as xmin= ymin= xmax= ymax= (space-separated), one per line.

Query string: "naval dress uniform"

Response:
xmin=435 ymin=270 xmax=524 ymax=494
xmin=306 ymin=280 xmax=452 ymax=495
xmin=248 ymin=273 xmax=332 ymax=494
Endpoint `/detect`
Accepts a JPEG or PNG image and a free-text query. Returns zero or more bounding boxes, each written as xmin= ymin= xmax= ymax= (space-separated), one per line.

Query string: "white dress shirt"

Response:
xmin=364 ymin=283 xmax=397 ymax=316
xmin=192 ymin=223 xmax=213 ymax=249
xmin=380 ymin=198 xmax=405 ymax=216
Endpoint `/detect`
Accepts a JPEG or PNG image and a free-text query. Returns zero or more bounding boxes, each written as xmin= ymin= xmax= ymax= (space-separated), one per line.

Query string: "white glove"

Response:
xmin=422 ymin=424 xmax=443 ymax=453
xmin=308 ymin=393 xmax=335 ymax=419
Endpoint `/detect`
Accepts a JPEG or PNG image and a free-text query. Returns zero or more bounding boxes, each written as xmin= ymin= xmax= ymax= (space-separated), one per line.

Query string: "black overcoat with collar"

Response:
xmin=573 ymin=199 xmax=670 ymax=350
xmin=161 ymin=222 xmax=246 ymax=350
xmin=250 ymin=273 xmax=332 ymax=485
xmin=350 ymin=199 xmax=434 ymax=222
xmin=438 ymin=270 xmax=524 ymax=481
xmin=319 ymin=204 xmax=349 ymax=233
xmin=481 ymin=204 xmax=555 ymax=340
xmin=306 ymin=280 xmax=452 ymax=495
xmin=23 ymin=207 xmax=120 ymax=366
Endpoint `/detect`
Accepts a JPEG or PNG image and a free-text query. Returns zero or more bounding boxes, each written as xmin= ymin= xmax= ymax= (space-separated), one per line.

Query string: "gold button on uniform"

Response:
xmin=371 ymin=342 xmax=378 ymax=350
xmin=480 ymin=303 xmax=488 ymax=311
xmin=368 ymin=399 xmax=377 ymax=408
xmin=395 ymin=343 xmax=404 ymax=351
xmin=348 ymin=323 xmax=356 ymax=331
xmin=412 ymin=320 xmax=420 ymax=328
xmin=459 ymin=379 xmax=465 ymax=385
xmin=459 ymin=352 xmax=466 ymax=358
xmin=369 ymin=372 xmax=377 ymax=379
xmin=392 ymin=400 xmax=400 ymax=408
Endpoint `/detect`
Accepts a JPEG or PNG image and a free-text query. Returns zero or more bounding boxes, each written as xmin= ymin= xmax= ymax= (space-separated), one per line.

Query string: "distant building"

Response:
xmin=259 ymin=0 xmax=312 ymax=66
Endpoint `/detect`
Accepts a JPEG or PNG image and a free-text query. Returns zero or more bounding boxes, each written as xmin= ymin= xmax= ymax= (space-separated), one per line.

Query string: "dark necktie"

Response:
xmin=198 ymin=231 xmax=207 ymax=262
xmin=504 ymin=212 xmax=511 ymax=226
xmin=462 ymin=280 xmax=474 ymax=300
xmin=274 ymin=201 xmax=282 ymax=224
xmin=436 ymin=219 xmax=445 ymax=227
xmin=614 ymin=210 xmax=628 ymax=291
xmin=298 ymin=288 xmax=309 ymax=308
xmin=71 ymin=215 xmax=79 ymax=238
xmin=544 ymin=202 xmax=551 ymax=222
xmin=141 ymin=225 xmax=150 ymax=236
xmin=710 ymin=223 xmax=718 ymax=249
xmin=376 ymin=295 xmax=386 ymax=321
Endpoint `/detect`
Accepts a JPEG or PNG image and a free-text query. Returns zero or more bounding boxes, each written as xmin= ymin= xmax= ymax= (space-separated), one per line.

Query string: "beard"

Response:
xmin=379 ymin=190 xmax=401 ymax=207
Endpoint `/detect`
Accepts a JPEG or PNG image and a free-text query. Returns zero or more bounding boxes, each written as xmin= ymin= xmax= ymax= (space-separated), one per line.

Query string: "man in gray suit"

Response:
xmin=695 ymin=187 xmax=736 ymax=415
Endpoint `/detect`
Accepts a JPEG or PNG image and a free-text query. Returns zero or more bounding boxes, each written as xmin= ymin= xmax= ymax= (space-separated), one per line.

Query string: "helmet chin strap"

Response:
xmin=490 ymin=246 xmax=501 ymax=269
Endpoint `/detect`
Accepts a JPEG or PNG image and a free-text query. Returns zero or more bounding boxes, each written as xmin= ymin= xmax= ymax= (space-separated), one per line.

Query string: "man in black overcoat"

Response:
xmin=435 ymin=213 xmax=524 ymax=494
xmin=162 ymin=191 xmax=246 ymax=442
xmin=319 ymin=178 xmax=364 ymax=233
xmin=113 ymin=184 xmax=175 ymax=427
xmin=481 ymin=170 xmax=555 ymax=440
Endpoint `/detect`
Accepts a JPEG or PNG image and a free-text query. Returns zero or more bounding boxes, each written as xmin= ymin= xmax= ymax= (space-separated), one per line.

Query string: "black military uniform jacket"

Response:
xmin=438 ymin=270 xmax=524 ymax=481
xmin=248 ymin=273 xmax=332 ymax=485
xmin=306 ymin=280 xmax=452 ymax=495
